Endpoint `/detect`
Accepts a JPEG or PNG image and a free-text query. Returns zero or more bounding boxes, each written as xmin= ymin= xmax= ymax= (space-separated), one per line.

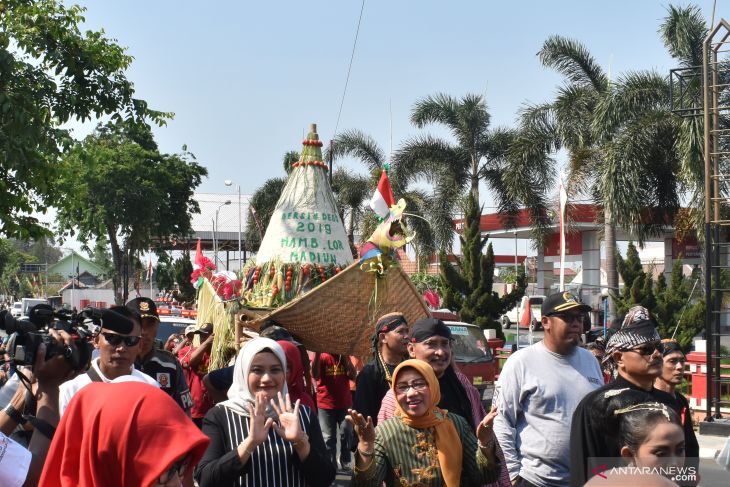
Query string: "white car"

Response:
xmin=501 ymin=295 xmax=545 ymax=331
xmin=10 ymin=302 xmax=22 ymax=318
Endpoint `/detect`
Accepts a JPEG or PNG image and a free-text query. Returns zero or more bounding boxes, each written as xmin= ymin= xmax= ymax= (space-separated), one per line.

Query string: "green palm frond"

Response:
xmin=326 ymin=129 xmax=385 ymax=173
xmin=282 ymin=151 xmax=299 ymax=175
xmin=539 ymin=35 xmax=608 ymax=92
xmin=410 ymin=93 xmax=460 ymax=129
xmin=552 ymin=84 xmax=597 ymax=149
xmin=393 ymin=135 xmax=468 ymax=188
xmin=592 ymin=71 xmax=669 ymax=140
xmin=660 ymin=5 xmax=707 ymax=68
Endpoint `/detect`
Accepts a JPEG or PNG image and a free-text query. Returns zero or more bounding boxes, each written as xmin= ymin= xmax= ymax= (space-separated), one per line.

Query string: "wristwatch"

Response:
xmin=3 ymin=404 xmax=27 ymax=425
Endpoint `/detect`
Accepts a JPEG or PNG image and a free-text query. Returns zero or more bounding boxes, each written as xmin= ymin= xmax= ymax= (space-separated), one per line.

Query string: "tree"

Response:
xmin=439 ymin=194 xmax=526 ymax=340
xmin=331 ymin=168 xmax=370 ymax=254
xmin=0 ymin=239 xmax=33 ymax=298
xmin=89 ymin=237 xmax=113 ymax=278
xmin=615 ymin=242 xmax=703 ymax=349
xmin=245 ymin=177 xmax=286 ymax=251
xmin=0 ymin=0 xmax=169 ymax=239
xmin=55 ymin=120 xmax=207 ymax=303
xmin=395 ymin=94 xmax=548 ymax=250
xmin=326 ymin=129 xmax=436 ymax=260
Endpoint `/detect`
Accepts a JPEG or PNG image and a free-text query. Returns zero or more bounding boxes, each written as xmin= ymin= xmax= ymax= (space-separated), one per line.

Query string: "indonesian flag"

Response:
xmin=194 ymin=238 xmax=204 ymax=271
xmin=559 ymin=175 xmax=568 ymax=292
xmin=369 ymin=169 xmax=395 ymax=218
xmin=146 ymin=258 xmax=153 ymax=282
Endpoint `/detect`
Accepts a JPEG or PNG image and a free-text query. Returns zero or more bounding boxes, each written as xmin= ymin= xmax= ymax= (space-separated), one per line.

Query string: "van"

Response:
xmin=445 ymin=321 xmax=497 ymax=409
xmin=501 ymin=295 xmax=545 ymax=331
xmin=156 ymin=316 xmax=196 ymax=349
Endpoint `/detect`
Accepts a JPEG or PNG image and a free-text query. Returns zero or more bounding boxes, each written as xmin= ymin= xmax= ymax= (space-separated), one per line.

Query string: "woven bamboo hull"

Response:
xmin=259 ymin=261 xmax=431 ymax=356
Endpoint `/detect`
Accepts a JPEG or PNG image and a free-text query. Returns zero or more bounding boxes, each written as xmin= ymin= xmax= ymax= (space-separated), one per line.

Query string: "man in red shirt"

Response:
xmin=313 ymin=351 xmax=356 ymax=470
xmin=177 ymin=323 xmax=215 ymax=428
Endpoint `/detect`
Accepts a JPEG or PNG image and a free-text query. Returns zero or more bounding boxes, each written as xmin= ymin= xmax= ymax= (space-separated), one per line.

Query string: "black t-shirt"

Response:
xmin=135 ymin=349 xmax=192 ymax=413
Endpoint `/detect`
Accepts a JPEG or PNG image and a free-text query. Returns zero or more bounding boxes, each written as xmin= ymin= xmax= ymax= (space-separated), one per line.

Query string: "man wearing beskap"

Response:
xmin=126 ymin=297 xmax=192 ymax=415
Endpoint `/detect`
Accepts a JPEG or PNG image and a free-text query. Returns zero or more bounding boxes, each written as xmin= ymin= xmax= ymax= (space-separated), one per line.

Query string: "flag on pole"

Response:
xmin=146 ymin=259 xmax=153 ymax=282
xmin=559 ymin=175 xmax=568 ymax=292
xmin=369 ymin=169 xmax=395 ymax=219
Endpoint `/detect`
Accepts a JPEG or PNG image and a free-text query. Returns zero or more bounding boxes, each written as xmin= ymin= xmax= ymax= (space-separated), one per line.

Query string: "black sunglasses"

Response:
xmin=550 ymin=312 xmax=584 ymax=324
xmin=101 ymin=332 xmax=141 ymax=347
xmin=629 ymin=342 xmax=663 ymax=356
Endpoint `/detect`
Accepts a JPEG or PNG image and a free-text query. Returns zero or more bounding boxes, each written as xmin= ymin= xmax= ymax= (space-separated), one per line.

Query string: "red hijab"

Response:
xmin=277 ymin=340 xmax=316 ymax=410
xmin=40 ymin=382 xmax=210 ymax=487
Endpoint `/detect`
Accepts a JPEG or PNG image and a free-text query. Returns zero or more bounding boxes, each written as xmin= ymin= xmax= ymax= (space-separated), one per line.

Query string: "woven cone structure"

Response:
xmin=264 ymin=261 xmax=431 ymax=356
xmin=241 ymin=123 xmax=354 ymax=308
xmin=256 ymin=123 xmax=352 ymax=266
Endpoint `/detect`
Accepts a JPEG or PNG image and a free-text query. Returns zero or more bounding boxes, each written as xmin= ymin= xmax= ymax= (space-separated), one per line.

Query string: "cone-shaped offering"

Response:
xmin=241 ymin=124 xmax=354 ymax=308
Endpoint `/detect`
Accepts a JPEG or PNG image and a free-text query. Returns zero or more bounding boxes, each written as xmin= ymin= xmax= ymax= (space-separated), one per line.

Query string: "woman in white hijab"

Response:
xmin=195 ymin=337 xmax=335 ymax=487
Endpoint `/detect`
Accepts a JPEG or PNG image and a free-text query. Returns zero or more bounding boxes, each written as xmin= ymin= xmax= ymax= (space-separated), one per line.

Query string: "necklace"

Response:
xmin=378 ymin=351 xmax=396 ymax=383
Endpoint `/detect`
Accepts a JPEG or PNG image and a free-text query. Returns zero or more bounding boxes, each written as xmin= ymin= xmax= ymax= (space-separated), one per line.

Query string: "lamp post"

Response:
xmin=224 ymin=180 xmax=242 ymax=270
xmin=215 ymin=200 xmax=231 ymax=268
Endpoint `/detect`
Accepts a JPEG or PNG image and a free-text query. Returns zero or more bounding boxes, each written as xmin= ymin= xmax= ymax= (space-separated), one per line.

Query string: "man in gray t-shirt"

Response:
xmin=494 ymin=292 xmax=603 ymax=487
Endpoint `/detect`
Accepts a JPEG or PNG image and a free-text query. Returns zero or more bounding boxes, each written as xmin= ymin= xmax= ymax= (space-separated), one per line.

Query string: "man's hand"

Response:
xmin=34 ymin=330 xmax=77 ymax=390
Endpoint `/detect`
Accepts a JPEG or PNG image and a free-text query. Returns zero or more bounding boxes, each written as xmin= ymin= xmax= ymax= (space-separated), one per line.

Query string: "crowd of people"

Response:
xmin=0 ymin=291 xmax=724 ymax=486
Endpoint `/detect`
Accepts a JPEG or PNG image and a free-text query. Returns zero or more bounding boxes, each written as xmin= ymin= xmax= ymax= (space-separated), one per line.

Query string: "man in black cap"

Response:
xmin=569 ymin=306 xmax=699 ymax=486
xmin=494 ymin=292 xmax=603 ymax=487
xmin=126 ymin=297 xmax=192 ymax=415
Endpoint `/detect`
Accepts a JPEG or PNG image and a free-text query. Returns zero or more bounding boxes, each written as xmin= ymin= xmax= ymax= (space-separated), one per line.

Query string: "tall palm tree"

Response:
xmin=331 ymin=167 xmax=370 ymax=254
xmin=521 ymin=6 xmax=708 ymax=319
xmin=394 ymin=93 xmax=550 ymax=250
xmin=326 ymin=129 xmax=437 ymax=262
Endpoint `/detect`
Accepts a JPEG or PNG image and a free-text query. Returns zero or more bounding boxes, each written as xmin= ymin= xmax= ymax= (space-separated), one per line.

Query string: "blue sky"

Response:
xmin=59 ymin=1 xmax=722 ymax=259
xmin=69 ymin=0 xmax=721 ymax=196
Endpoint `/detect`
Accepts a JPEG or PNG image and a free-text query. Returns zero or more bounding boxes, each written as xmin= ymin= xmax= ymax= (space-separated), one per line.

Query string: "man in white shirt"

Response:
xmin=59 ymin=306 xmax=158 ymax=415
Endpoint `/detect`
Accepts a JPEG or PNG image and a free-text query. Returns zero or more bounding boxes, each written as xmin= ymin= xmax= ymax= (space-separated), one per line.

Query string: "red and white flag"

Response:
xmin=369 ymin=169 xmax=395 ymax=218
xmin=559 ymin=175 xmax=568 ymax=292
xmin=194 ymin=238 xmax=204 ymax=270
xmin=146 ymin=258 xmax=153 ymax=282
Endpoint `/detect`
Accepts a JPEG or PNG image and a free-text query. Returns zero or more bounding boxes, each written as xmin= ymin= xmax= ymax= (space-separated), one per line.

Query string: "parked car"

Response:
xmin=445 ymin=321 xmax=497 ymax=409
xmin=156 ymin=316 xmax=196 ymax=349
xmin=501 ymin=295 xmax=545 ymax=331
xmin=10 ymin=301 xmax=22 ymax=318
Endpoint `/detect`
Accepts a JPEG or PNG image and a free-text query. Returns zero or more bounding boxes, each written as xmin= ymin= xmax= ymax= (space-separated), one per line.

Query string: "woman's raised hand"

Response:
xmin=270 ymin=392 xmax=304 ymax=443
xmin=246 ymin=391 xmax=274 ymax=446
xmin=476 ymin=405 xmax=498 ymax=445
xmin=346 ymin=409 xmax=375 ymax=444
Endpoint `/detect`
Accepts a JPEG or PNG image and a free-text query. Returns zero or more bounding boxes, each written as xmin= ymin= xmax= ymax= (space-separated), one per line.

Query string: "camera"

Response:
xmin=0 ymin=304 xmax=134 ymax=372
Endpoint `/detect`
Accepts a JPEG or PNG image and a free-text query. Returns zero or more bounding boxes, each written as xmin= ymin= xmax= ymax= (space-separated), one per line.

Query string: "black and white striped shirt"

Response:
xmin=196 ymin=404 xmax=335 ymax=487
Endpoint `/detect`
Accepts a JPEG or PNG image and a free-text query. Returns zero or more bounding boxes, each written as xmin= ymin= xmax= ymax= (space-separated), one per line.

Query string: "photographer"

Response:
xmin=0 ymin=329 xmax=76 ymax=487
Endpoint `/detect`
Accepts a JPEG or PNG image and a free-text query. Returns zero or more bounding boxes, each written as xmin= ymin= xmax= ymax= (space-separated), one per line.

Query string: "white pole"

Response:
xmin=238 ymin=185 xmax=242 ymax=271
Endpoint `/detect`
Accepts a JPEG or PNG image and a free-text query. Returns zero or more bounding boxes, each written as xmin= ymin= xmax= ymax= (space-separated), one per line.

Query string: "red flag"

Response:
xmin=194 ymin=238 xmax=204 ymax=270
xmin=146 ymin=259 xmax=153 ymax=282
xmin=369 ymin=170 xmax=395 ymax=218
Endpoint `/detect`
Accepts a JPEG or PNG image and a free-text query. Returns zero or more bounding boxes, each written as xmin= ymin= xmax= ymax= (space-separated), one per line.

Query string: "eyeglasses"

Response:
xmin=394 ymin=380 xmax=429 ymax=395
xmin=101 ymin=332 xmax=141 ymax=347
xmin=550 ymin=313 xmax=584 ymax=324
xmin=628 ymin=342 xmax=663 ymax=356
xmin=158 ymin=454 xmax=191 ymax=484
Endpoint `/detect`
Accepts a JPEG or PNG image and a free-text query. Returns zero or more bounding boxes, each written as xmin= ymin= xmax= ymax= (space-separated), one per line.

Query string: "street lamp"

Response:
xmin=224 ymin=180 xmax=242 ymax=271
xmin=214 ymin=200 xmax=231 ymax=267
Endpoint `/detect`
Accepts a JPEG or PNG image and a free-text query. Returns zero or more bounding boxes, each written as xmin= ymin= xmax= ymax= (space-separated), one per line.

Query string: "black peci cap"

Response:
xmin=410 ymin=317 xmax=451 ymax=343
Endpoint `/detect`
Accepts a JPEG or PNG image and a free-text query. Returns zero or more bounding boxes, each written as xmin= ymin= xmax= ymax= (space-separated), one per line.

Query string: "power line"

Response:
xmin=333 ymin=0 xmax=366 ymax=139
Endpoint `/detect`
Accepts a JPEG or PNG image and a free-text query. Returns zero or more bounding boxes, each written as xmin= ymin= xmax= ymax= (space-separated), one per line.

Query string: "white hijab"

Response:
xmin=220 ymin=337 xmax=288 ymax=417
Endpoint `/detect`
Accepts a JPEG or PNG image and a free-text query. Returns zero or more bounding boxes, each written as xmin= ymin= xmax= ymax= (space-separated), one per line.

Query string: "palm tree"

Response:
xmin=520 ymin=6 xmax=708 ymax=320
xmin=394 ymin=93 xmax=549 ymax=250
xmin=326 ymin=129 xmax=437 ymax=263
xmin=331 ymin=168 xmax=369 ymax=254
